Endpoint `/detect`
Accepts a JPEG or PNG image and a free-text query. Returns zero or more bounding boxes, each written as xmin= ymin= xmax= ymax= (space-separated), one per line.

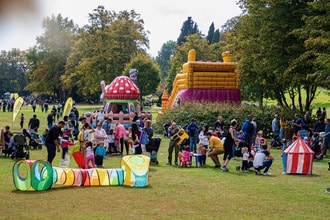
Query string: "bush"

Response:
xmin=154 ymin=101 xmax=303 ymax=135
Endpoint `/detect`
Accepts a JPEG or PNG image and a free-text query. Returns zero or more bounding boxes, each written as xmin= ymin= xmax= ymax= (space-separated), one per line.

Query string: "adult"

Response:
xmin=214 ymin=116 xmax=225 ymax=138
xmin=292 ymin=114 xmax=305 ymax=134
xmin=44 ymin=121 xmax=65 ymax=164
xmin=167 ymin=121 xmax=180 ymax=166
xmin=28 ymin=114 xmax=40 ymax=132
xmin=2 ymin=132 xmax=15 ymax=156
xmin=321 ymin=107 xmax=327 ymax=119
xmin=304 ymin=114 xmax=313 ymax=134
xmin=143 ymin=119 xmax=154 ymax=154
xmin=279 ymin=115 xmax=288 ymax=140
xmin=271 ymin=114 xmax=280 ymax=137
xmin=51 ymin=106 xmax=57 ymax=123
xmin=241 ymin=118 xmax=254 ymax=149
xmin=316 ymin=107 xmax=322 ymax=119
xmin=32 ymin=100 xmax=37 ymax=112
xmin=206 ymin=131 xmax=224 ymax=168
xmin=321 ymin=118 xmax=330 ymax=158
xmin=47 ymin=110 xmax=54 ymax=129
xmin=222 ymin=119 xmax=240 ymax=172
xmin=253 ymin=144 xmax=274 ymax=175
xmin=313 ymin=117 xmax=325 ymax=138
xmin=95 ymin=108 xmax=105 ymax=124
xmin=187 ymin=118 xmax=199 ymax=153
xmin=3 ymin=125 xmax=11 ymax=149
xmin=92 ymin=122 xmax=108 ymax=146
xmin=115 ymin=122 xmax=128 ymax=155
xmin=198 ymin=124 xmax=209 ymax=149
xmin=73 ymin=106 xmax=80 ymax=129
xmin=131 ymin=123 xmax=141 ymax=142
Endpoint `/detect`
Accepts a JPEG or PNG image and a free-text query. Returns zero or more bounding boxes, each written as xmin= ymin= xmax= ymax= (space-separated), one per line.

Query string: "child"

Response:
xmin=126 ymin=127 xmax=133 ymax=149
xmin=241 ymin=147 xmax=249 ymax=172
xmin=95 ymin=141 xmax=106 ymax=168
xmin=85 ymin=141 xmax=96 ymax=169
xmin=60 ymin=137 xmax=74 ymax=160
xmin=108 ymin=128 xmax=117 ymax=155
xmin=181 ymin=145 xmax=194 ymax=167
xmin=20 ymin=113 xmax=24 ymax=129
xmin=255 ymin=131 xmax=263 ymax=146
xmin=59 ymin=137 xmax=74 ymax=168
xmin=198 ymin=143 xmax=207 ymax=166
xmin=132 ymin=141 xmax=142 ymax=154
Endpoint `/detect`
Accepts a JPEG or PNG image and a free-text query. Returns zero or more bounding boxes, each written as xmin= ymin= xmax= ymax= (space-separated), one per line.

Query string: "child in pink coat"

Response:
xmin=85 ymin=141 xmax=96 ymax=169
xmin=181 ymin=145 xmax=194 ymax=167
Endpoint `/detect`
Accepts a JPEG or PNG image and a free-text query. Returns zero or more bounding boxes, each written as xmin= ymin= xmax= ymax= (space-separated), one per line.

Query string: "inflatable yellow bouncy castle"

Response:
xmin=164 ymin=49 xmax=240 ymax=109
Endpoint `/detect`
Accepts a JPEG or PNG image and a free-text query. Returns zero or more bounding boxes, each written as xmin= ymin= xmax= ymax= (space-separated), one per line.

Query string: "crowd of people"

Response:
xmin=164 ymin=107 xmax=330 ymax=175
xmin=1 ymin=99 xmax=330 ymax=175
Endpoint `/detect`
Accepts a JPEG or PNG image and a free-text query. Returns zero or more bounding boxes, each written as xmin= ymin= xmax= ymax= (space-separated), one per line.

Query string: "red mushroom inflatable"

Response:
xmin=101 ymin=76 xmax=151 ymax=126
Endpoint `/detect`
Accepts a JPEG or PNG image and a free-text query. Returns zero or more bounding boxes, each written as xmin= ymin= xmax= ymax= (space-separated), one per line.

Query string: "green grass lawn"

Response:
xmin=0 ymin=104 xmax=330 ymax=219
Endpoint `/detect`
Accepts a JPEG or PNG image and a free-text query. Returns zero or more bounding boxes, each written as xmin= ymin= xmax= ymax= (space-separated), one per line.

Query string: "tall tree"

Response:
xmin=123 ymin=54 xmax=161 ymax=98
xmin=206 ymin=22 xmax=215 ymax=45
xmin=289 ymin=0 xmax=330 ymax=91
xmin=155 ymin=40 xmax=176 ymax=81
xmin=234 ymin=0 xmax=313 ymax=111
xmin=25 ymin=14 xmax=76 ymax=101
xmin=177 ymin=17 xmax=200 ymax=46
xmin=0 ymin=49 xmax=27 ymax=95
xmin=62 ymin=7 xmax=149 ymax=100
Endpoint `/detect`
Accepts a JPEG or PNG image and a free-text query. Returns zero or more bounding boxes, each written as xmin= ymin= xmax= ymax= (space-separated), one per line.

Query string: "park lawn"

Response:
xmin=0 ymin=104 xmax=329 ymax=219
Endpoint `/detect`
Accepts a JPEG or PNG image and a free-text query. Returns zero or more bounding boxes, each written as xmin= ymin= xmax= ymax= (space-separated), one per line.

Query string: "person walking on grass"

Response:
xmin=222 ymin=119 xmax=240 ymax=172
xmin=44 ymin=121 xmax=65 ymax=165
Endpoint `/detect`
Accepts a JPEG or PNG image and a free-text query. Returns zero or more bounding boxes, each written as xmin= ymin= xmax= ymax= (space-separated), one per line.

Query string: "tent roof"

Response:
xmin=284 ymin=137 xmax=314 ymax=154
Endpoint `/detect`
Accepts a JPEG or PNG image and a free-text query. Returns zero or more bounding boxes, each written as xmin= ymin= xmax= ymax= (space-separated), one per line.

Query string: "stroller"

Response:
xmin=23 ymin=129 xmax=43 ymax=150
xmin=163 ymin=123 xmax=171 ymax=138
xmin=270 ymin=135 xmax=282 ymax=149
xmin=310 ymin=135 xmax=323 ymax=160
xmin=11 ymin=133 xmax=30 ymax=160
xmin=146 ymin=136 xmax=161 ymax=164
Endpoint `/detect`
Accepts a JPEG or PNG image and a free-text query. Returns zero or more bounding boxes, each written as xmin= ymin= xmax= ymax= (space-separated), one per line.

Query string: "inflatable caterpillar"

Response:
xmin=12 ymin=155 xmax=150 ymax=191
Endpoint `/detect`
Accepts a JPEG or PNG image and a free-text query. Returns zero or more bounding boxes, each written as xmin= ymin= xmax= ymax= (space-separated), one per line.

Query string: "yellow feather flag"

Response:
xmin=12 ymin=97 xmax=24 ymax=123
xmin=63 ymin=97 xmax=73 ymax=119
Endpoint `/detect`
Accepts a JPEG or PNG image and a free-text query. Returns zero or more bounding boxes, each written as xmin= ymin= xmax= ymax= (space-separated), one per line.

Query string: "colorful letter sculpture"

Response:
xmin=12 ymin=155 xmax=150 ymax=191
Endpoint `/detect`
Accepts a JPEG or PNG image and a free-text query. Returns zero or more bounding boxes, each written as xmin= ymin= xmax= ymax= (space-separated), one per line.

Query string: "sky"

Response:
xmin=0 ymin=0 xmax=242 ymax=57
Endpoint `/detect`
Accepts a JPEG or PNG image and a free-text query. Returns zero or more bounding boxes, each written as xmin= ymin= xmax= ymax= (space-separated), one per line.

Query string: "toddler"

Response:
xmin=85 ymin=141 xmax=96 ymax=169
xmin=126 ymin=127 xmax=133 ymax=149
xmin=241 ymin=147 xmax=249 ymax=172
xmin=198 ymin=143 xmax=207 ymax=166
xmin=181 ymin=145 xmax=194 ymax=167
xmin=95 ymin=141 xmax=106 ymax=168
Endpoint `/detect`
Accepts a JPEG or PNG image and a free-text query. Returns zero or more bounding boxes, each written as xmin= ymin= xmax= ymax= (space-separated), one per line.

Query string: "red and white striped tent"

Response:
xmin=284 ymin=136 xmax=314 ymax=174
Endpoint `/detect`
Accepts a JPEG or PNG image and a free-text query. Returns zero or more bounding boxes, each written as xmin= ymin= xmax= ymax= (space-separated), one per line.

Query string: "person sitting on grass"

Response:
xmin=253 ymin=144 xmax=274 ymax=176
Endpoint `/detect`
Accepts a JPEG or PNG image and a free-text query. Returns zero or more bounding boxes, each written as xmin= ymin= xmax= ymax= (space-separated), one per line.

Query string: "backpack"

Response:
xmin=140 ymin=131 xmax=150 ymax=145
xmin=77 ymin=131 xmax=84 ymax=142
xmin=246 ymin=122 xmax=254 ymax=134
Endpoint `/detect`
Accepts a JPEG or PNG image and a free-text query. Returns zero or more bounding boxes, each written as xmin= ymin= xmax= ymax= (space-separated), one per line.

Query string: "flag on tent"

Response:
xmin=12 ymin=97 xmax=24 ymax=123
xmin=62 ymin=97 xmax=73 ymax=118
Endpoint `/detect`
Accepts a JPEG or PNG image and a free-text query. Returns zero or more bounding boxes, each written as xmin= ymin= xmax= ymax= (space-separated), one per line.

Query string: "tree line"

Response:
xmin=0 ymin=1 xmax=329 ymax=113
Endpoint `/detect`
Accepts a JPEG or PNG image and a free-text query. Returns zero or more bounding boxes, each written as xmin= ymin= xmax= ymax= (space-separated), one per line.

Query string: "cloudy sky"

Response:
xmin=0 ymin=0 xmax=242 ymax=57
